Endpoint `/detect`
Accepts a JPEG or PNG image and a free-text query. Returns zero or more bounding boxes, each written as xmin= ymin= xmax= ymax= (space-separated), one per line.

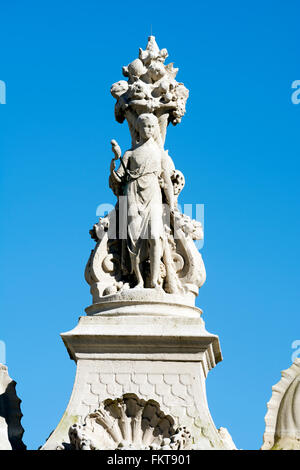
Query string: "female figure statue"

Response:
xmin=110 ymin=113 xmax=174 ymax=288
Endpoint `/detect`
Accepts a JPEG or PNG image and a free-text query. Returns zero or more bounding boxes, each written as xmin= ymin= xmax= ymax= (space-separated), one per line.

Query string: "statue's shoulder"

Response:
xmin=123 ymin=149 xmax=133 ymax=160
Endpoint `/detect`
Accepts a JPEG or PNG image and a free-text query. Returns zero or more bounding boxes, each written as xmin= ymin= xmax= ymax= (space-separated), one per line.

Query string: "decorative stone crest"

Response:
xmin=64 ymin=394 xmax=192 ymax=450
xmin=262 ymin=359 xmax=300 ymax=450
xmin=85 ymin=36 xmax=206 ymax=305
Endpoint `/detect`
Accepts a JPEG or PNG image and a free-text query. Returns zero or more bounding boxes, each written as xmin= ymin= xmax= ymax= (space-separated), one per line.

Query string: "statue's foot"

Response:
xmin=132 ymin=282 xmax=144 ymax=290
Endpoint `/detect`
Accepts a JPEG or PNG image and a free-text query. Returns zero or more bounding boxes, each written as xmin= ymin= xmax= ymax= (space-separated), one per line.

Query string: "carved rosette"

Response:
xmin=62 ymin=394 xmax=192 ymax=450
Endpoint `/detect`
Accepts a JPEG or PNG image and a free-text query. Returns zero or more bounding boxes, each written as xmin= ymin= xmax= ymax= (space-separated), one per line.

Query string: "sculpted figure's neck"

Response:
xmin=136 ymin=135 xmax=155 ymax=148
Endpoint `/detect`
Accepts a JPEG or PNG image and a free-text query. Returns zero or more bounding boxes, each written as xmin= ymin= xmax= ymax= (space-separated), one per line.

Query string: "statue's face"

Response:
xmin=139 ymin=118 xmax=156 ymax=140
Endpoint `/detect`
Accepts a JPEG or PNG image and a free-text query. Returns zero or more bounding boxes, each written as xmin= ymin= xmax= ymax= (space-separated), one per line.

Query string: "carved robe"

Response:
xmin=115 ymin=138 xmax=164 ymax=271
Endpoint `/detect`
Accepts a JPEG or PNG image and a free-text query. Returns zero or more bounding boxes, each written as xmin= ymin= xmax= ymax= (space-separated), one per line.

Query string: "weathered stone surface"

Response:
xmin=0 ymin=364 xmax=26 ymax=450
xmin=262 ymin=359 xmax=300 ymax=450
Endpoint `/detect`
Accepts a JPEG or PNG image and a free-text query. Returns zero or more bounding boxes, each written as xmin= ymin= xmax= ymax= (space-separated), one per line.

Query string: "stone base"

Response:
xmin=42 ymin=304 xmax=235 ymax=450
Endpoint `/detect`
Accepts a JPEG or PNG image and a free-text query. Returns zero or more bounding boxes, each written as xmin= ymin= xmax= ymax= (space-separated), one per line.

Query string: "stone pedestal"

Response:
xmin=42 ymin=301 xmax=235 ymax=450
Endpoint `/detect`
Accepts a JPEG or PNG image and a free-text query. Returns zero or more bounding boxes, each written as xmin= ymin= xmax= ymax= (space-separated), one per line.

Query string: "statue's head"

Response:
xmin=136 ymin=113 xmax=159 ymax=141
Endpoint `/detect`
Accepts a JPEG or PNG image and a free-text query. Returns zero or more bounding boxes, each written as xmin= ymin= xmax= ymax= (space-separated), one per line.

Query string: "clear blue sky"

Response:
xmin=1 ymin=0 xmax=299 ymax=450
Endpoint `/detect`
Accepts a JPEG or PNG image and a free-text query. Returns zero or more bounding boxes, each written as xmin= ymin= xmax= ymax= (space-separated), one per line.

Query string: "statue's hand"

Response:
xmin=111 ymin=139 xmax=121 ymax=160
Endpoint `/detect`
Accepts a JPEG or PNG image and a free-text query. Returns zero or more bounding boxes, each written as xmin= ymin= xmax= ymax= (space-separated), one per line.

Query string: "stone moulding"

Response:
xmin=85 ymin=297 xmax=202 ymax=317
xmin=261 ymin=358 xmax=300 ymax=450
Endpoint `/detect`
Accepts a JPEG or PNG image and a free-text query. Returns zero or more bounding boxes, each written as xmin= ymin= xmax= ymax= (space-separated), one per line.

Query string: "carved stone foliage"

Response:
xmin=262 ymin=359 xmax=300 ymax=450
xmin=64 ymin=394 xmax=192 ymax=450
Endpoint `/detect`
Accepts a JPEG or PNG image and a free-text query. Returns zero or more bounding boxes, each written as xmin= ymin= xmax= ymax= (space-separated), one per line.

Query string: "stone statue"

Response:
xmin=42 ymin=37 xmax=236 ymax=452
xmin=85 ymin=36 xmax=206 ymax=305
